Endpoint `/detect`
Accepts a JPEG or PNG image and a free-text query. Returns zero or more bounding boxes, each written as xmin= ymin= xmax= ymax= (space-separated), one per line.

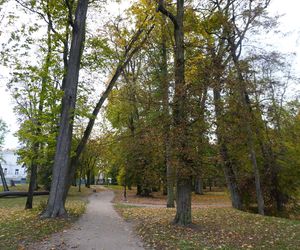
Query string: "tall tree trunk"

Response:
xmin=175 ymin=177 xmax=192 ymax=224
xmin=258 ymin=130 xmax=283 ymax=212
xmin=158 ymin=0 xmax=191 ymax=225
xmin=41 ymin=0 xmax=89 ymax=218
xmin=25 ymin=157 xmax=37 ymax=209
xmin=26 ymin=21 xmax=52 ymax=209
xmin=254 ymin=93 xmax=284 ymax=212
xmin=160 ymin=13 xmax=174 ymax=208
xmin=220 ymin=0 xmax=270 ymax=215
xmin=231 ymin=49 xmax=265 ymax=215
xmin=0 ymin=164 xmax=9 ymax=192
xmin=173 ymin=0 xmax=192 ymax=225
xmin=213 ymin=86 xmax=242 ymax=210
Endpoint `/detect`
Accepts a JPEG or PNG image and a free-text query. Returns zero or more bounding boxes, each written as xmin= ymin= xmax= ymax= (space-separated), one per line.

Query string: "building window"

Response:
xmin=15 ymin=169 xmax=19 ymax=175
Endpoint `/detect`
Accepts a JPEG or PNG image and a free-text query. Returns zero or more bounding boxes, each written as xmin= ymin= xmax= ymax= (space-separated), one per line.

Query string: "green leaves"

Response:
xmin=0 ymin=119 xmax=8 ymax=151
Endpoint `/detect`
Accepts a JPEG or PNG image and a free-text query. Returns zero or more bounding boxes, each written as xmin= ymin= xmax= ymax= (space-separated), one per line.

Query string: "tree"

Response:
xmin=159 ymin=12 xmax=175 ymax=207
xmin=158 ymin=0 xmax=192 ymax=225
xmin=0 ymin=119 xmax=9 ymax=192
xmin=66 ymin=15 xmax=155 ymax=197
xmin=42 ymin=0 xmax=89 ymax=218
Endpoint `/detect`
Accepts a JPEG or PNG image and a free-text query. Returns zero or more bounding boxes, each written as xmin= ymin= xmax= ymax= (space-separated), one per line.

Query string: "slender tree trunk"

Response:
xmin=90 ymin=169 xmax=95 ymax=185
xmin=123 ymin=184 xmax=127 ymax=201
xmin=158 ymin=0 xmax=191 ymax=225
xmin=86 ymin=170 xmax=91 ymax=188
xmin=25 ymin=161 xmax=37 ymax=209
xmin=78 ymin=177 xmax=82 ymax=192
xmin=209 ymin=179 xmax=212 ymax=192
xmin=194 ymin=175 xmax=204 ymax=195
xmin=26 ymin=22 xmax=52 ymax=209
xmin=253 ymin=96 xmax=284 ymax=212
xmin=221 ymin=0 xmax=269 ymax=214
xmin=136 ymin=184 xmax=142 ymax=196
xmin=231 ymin=49 xmax=265 ymax=215
xmin=259 ymin=136 xmax=283 ymax=212
xmin=242 ymin=96 xmax=265 ymax=215
xmin=173 ymin=0 xmax=192 ymax=225
xmin=41 ymin=0 xmax=89 ymax=218
xmin=162 ymin=178 xmax=167 ymax=195
xmin=160 ymin=13 xmax=175 ymax=208
xmin=213 ymin=86 xmax=242 ymax=210
xmin=0 ymin=164 xmax=9 ymax=192
xmin=72 ymin=173 xmax=77 ymax=186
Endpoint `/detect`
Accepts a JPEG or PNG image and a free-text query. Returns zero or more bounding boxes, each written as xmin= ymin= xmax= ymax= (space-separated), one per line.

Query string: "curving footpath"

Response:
xmin=29 ymin=190 xmax=144 ymax=250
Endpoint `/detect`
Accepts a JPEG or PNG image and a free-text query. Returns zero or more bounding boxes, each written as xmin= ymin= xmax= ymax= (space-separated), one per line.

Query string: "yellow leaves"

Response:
xmin=116 ymin=205 xmax=300 ymax=250
xmin=0 ymin=189 xmax=88 ymax=249
xmin=17 ymin=245 xmax=25 ymax=250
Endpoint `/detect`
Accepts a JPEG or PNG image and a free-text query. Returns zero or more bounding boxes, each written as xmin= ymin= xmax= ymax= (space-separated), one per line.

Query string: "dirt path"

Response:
xmin=29 ymin=190 xmax=144 ymax=250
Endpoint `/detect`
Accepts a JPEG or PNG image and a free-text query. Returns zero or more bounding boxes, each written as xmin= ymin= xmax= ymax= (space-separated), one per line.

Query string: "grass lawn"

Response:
xmin=116 ymin=205 xmax=300 ymax=249
xmin=110 ymin=185 xmax=231 ymax=207
xmin=0 ymin=185 xmax=94 ymax=250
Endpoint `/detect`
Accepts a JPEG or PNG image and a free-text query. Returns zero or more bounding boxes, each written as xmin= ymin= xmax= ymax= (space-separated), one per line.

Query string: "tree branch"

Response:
xmin=64 ymin=0 xmax=74 ymax=27
xmin=156 ymin=0 xmax=178 ymax=29
xmin=15 ymin=0 xmax=65 ymax=42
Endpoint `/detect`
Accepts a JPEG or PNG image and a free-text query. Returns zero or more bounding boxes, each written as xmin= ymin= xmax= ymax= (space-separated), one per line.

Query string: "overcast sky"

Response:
xmin=0 ymin=0 xmax=299 ymax=149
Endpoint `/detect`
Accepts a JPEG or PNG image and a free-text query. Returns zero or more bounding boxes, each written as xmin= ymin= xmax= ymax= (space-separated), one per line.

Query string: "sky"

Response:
xmin=0 ymin=0 xmax=300 ymax=149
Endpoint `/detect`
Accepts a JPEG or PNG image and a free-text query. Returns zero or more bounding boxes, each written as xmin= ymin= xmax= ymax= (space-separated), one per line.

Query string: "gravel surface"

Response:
xmin=29 ymin=190 xmax=144 ymax=250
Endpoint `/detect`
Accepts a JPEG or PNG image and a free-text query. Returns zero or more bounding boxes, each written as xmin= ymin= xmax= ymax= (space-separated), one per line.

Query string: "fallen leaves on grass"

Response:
xmin=0 ymin=199 xmax=86 ymax=250
xmin=116 ymin=206 xmax=300 ymax=250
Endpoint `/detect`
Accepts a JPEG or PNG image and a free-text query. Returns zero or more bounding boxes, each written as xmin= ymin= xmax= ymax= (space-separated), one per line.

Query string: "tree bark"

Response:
xmin=0 ymin=164 xmax=9 ymax=192
xmin=160 ymin=13 xmax=175 ymax=208
xmin=86 ymin=169 xmax=91 ymax=188
xmin=25 ymin=161 xmax=37 ymax=209
xmin=78 ymin=177 xmax=82 ymax=192
xmin=194 ymin=175 xmax=204 ymax=195
xmin=173 ymin=0 xmax=192 ymax=225
xmin=123 ymin=184 xmax=127 ymax=201
xmin=41 ymin=0 xmax=89 ymax=218
xmin=174 ymin=177 xmax=192 ymax=225
xmin=158 ymin=0 xmax=192 ymax=225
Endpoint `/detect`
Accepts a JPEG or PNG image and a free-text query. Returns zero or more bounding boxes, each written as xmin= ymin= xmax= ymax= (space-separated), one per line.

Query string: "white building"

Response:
xmin=0 ymin=150 xmax=26 ymax=185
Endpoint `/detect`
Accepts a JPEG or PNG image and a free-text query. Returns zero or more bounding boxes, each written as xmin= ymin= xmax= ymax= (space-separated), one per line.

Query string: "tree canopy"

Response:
xmin=0 ymin=0 xmax=299 ymax=225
